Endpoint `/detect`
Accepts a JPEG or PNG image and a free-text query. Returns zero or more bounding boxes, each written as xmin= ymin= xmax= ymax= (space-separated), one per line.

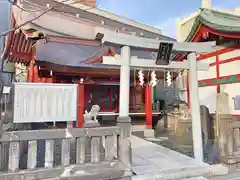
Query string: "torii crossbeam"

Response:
xmin=100 ymin=30 xmax=216 ymax=163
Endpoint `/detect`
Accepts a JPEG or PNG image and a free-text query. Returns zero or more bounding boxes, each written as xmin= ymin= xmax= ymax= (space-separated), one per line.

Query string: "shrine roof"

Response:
xmin=2 ymin=2 xmax=175 ymax=64
xmin=35 ymin=39 xmax=158 ymax=68
xmin=186 ymin=8 xmax=240 ymax=41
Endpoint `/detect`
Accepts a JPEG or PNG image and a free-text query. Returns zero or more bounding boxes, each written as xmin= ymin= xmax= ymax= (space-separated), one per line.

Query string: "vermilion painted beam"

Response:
xmin=202 ymin=26 xmax=240 ymax=39
xmin=197 ymin=45 xmax=239 ymax=61
xmin=210 ymin=56 xmax=240 ymax=66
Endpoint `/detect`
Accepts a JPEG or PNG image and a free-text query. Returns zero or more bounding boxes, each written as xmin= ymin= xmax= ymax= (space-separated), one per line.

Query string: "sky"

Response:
xmin=97 ymin=0 xmax=240 ymax=38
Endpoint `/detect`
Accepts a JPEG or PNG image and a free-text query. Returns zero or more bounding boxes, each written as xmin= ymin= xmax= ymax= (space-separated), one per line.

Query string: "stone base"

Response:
xmin=222 ymin=160 xmax=240 ymax=172
xmin=83 ymin=121 xmax=100 ymax=128
xmin=144 ymin=129 xmax=155 ymax=138
xmin=209 ymin=164 xmax=228 ymax=176
xmin=117 ymin=116 xmax=131 ymax=123
xmin=132 ymin=125 xmax=146 ymax=132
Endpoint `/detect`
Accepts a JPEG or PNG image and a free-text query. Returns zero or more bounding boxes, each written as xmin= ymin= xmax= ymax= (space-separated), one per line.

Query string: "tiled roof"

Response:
xmin=185 ymin=8 xmax=240 ymax=42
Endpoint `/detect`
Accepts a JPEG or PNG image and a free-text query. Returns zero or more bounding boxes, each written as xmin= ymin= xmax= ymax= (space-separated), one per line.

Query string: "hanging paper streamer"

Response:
xmin=150 ymin=71 xmax=157 ymax=87
xmin=138 ymin=70 xmax=144 ymax=86
xmin=166 ymin=70 xmax=172 ymax=87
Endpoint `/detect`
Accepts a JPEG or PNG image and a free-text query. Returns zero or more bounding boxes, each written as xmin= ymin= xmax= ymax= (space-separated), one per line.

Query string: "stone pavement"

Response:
xmin=131 ymin=135 xmax=228 ymax=180
xmin=209 ymin=172 xmax=240 ymax=180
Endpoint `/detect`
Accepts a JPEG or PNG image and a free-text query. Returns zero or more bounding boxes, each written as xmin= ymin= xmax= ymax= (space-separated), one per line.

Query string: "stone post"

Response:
xmin=119 ymin=46 xmax=130 ymax=117
xmin=188 ymin=52 xmax=204 ymax=162
xmin=117 ymin=116 xmax=132 ymax=176
xmin=117 ymin=46 xmax=132 ymax=176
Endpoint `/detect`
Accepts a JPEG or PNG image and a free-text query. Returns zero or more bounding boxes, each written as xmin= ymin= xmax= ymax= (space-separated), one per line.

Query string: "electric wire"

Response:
xmin=0 ymin=0 xmax=90 ymax=37
xmin=7 ymin=0 xmax=47 ymax=12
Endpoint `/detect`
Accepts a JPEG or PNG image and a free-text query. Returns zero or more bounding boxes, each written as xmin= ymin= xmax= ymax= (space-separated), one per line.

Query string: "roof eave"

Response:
xmin=184 ymin=8 xmax=240 ymax=42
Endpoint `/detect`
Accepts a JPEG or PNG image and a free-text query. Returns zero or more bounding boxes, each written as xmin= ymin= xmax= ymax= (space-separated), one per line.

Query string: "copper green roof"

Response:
xmin=186 ymin=8 xmax=240 ymax=42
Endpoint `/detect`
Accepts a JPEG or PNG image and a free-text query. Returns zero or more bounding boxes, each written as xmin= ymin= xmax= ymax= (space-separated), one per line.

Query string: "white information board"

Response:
xmin=13 ymin=83 xmax=78 ymax=123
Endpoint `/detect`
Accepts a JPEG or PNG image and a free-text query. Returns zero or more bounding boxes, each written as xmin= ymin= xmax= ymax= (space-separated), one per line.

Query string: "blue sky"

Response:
xmin=98 ymin=0 xmax=240 ymax=38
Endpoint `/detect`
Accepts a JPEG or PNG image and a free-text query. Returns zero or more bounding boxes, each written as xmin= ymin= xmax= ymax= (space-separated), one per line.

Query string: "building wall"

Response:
xmin=198 ymin=56 xmax=217 ymax=79
xmin=0 ymin=0 xmax=11 ymax=52
xmin=219 ymin=49 xmax=240 ymax=76
xmin=197 ymin=48 xmax=240 ymax=114
xmin=81 ymin=0 xmax=96 ymax=8
xmin=26 ymin=0 xmax=169 ymax=40
xmin=0 ymin=0 xmax=12 ymax=85
xmin=174 ymin=46 xmax=240 ymax=114
xmin=176 ymin=2 xmax=240 ymax=114
xmin=176 ymin=11 xmax=199 ymax=42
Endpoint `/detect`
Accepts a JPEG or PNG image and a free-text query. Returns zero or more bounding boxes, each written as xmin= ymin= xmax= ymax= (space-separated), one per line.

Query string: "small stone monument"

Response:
xmin=174 ymin=104 xmax=193 ymax=147
xmin=200 ymin=105 xmax=212 ymax=146
xmin=215 ymin=85 xmax=230 ymax=138
xmin=216 ymin=85 xmax=230 ymax=115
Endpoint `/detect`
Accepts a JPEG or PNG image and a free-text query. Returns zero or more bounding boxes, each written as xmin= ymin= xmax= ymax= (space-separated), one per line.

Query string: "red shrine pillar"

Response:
xmin=27 ymin=55 xmax=35 ymax=82
xmin=77 ymin=84 xmax=84 ymax=128
xmin=145 ymin=85 xmax=152 ymax=128
xmin=28 ymin=62 xmax=34 ymax=82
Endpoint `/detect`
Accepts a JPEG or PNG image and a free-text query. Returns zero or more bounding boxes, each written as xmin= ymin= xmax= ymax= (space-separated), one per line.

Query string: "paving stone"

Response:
xmin=131 ymin=135 xmax=227 ymax=179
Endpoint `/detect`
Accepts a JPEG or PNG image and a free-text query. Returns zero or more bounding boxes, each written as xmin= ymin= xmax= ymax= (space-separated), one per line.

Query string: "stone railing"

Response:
xmin=214 ymin=114 xmax=240 ymax=169
xmin=0 ymin=118 xmax=132 ymax=180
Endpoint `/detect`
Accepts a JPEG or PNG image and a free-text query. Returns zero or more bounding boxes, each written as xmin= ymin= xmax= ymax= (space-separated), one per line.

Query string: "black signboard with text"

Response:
xmin=156 ymin=42 xmax=173 ymax=65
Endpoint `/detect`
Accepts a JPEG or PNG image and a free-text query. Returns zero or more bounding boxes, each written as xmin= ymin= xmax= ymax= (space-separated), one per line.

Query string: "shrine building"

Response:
xmin=176 ymin=0 xmax=240 ymax=115
xmin=1 ymin=0 xmax=176 ymax=128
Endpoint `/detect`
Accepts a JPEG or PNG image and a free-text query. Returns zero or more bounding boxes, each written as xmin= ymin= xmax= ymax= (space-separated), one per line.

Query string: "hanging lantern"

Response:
xmin=166 ymin=70 xmax=172 ymax=87
xmin=138 ymin=70 xmax=144 ymax=86
xmin=150 ymin=71 xmax=157 ymax=87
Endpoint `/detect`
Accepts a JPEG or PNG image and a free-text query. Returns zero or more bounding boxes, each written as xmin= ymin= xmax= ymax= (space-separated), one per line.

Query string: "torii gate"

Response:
xmin=99 ymin=29 xmax=216 ymax=163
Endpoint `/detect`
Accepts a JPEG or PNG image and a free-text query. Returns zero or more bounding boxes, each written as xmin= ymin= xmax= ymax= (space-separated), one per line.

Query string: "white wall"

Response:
xmin=219 ymin=49 xmax=240 ymax=76
xmin=197 ymin=56 xmax=216 ymax=80
xmin=199 ymin=86 xmax=217 ymax=113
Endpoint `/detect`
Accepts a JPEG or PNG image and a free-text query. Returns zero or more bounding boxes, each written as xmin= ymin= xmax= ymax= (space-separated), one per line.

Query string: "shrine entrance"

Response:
xmin=84 ymin=84 xmax=152 ymax=114
xmin=84 ymin=85 xmax=118 ymax=112
xmin=100 ymin=31 xmax=216 ymax=162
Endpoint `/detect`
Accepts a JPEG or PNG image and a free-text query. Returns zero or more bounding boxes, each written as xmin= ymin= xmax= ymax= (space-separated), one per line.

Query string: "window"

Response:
xmin=233 ymin=95 xmax=240 ymax=110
